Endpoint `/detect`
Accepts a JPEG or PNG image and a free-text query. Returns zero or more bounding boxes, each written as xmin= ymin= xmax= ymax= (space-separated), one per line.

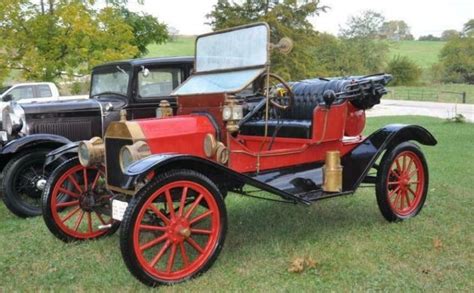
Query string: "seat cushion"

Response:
xmin=240 ymin=119 xmax=312 ymax=139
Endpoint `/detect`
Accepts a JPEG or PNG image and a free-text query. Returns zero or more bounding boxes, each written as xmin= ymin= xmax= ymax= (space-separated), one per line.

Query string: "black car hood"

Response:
xmin=18 ymin=97 xmax=126 ymax=114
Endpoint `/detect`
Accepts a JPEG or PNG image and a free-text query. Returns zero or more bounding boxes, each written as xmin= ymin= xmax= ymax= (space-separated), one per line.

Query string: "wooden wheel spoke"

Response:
xmin=73 ymin=210 xmax=85 ymax=231
xmin=186 ymin=237 xmax=204 ymax=254
xmin=91 ymin=171 xmax=101 ymax=190
xmin=406 ymin=157 xmax=414 ymax=173
xmin=61 ymin=206 xmax=81 ymax=223
xmin=83 ymin=168 xmax=88 ymax=191
xmin=95 ymin=212 xmax=107 ymax=225
xmin=401 ymin=155 xmax=407 ymax=172
xmin=165 ymin=190 xmax=176 ymax=219
xmin=139 ymin=224 xmax=167 ymax=231
xmin=56 ymin=200 xmax=79 ymax=209
xmin=87 ymin=212 xmax=93 ymax=233
xmin=148 ymin=204 xmax=170 ymax=225
xmin=408 ymin=181 xmax=419 ymax=185
xmin=68 ymin=175 xmax=83 ymax=193
xmin=58 ymin=187 xmax=81 ymax=198
xmin=179 ymin=242 xmax=190 ymax=266
xmin=178 ymin=187 xmax=188 ymax=217
xmin=408 ymin=186 xmax=417 ymax=198
xmin=189 ymin=210 xmax=213 ymax=225
xmin=184 ymin=194 xmax=204 ymax=219
xmin=405 ymin=192 xmax=412 ymax=206
xmin=140 ymin=234 xmax=168 ymax=251
xmin=150 ymin=240 xmax=171 ymax=267
xmin=166 ymin=244 xmax=177 ymax=273
xmin=395 ymin=159 xmax=402 ymax=174
xmin=387 ymin=181 xmax=400 ymax=185
xmin=388 ymin=186 xmax=400 ymax=198
xmin=191 ymin=228 xmax=212 ymax=235
xmin=407 ymin=169 xmax=419 ymax=179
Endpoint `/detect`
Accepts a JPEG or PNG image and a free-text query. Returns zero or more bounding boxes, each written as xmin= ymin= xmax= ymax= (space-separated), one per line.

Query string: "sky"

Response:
xmin=126 ymin=0 xmax=474 ymax=38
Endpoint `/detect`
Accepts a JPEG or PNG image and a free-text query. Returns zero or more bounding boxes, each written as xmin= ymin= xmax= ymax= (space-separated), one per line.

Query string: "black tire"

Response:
xmin=42 ymin=157 xmax=120 ymax=243
xmin=376 ymin=142 xmax=429 ymax=222
xmin=2 ymin=149 xmax=50 ymax=218
xmin=120 ymin=169 xmax=227 ymax=287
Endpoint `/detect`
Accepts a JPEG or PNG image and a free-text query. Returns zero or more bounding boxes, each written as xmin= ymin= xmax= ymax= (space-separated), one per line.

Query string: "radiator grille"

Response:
xmin=105 ymin=137 xmax=133 ymax=190
xmin=31 ymin=119 xmax=93 ymax=141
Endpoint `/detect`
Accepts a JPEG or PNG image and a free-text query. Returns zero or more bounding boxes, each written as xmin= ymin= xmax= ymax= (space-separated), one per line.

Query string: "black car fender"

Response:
xmin=44 ymin=141 xmax=80 ymax=170
xmin=123 ymin=154 xmax=308 ymax=204
xmin=341 ymin=124 xmax=437 ymax=191
xmin=0 ymin=134 xmax=72 ymax=155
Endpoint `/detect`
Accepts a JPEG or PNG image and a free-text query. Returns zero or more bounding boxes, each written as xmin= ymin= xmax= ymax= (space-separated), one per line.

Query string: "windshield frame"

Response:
xmin=0 ymin=86 xmax=12 ymax=96
xmin=90 ymin=64 xmax=132 ymax=99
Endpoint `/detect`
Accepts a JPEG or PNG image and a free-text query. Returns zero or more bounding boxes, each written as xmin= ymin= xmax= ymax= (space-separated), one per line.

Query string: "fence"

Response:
xmin=388 ymin=88 xmax=469 ymax=104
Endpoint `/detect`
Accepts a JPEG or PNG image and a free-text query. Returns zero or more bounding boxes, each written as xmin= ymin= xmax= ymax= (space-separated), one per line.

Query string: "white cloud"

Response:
xmin=130 ymin=0 xmax=473 ymax=37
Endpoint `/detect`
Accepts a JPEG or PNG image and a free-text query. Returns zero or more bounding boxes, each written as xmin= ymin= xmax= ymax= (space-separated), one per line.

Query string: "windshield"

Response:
xmin=91 ymin=65 xmax=131 ymax=97
xmin=0 ymin=86 xmax=12 ymax=95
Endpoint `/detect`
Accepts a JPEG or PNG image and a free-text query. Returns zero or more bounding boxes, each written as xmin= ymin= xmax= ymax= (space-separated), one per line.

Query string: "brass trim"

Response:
xmin=322 ymin=151 xmax=343 ymax=192
xmin=203 ymin=133 xmax=217 ymax=157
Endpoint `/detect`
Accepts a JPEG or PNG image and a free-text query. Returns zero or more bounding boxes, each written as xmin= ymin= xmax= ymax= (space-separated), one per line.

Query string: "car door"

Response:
xmin=127 ymin=64 xmax=191 ymax=120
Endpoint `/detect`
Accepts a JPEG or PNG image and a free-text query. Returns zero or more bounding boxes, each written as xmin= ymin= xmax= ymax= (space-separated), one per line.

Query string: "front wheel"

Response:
xmin=42 ymin=157 xmax=119 ymax=242
xmin=120 ymin=169 xmax=227 ymax=287
xmin=376 ymin=142 xmax=429 ymax=222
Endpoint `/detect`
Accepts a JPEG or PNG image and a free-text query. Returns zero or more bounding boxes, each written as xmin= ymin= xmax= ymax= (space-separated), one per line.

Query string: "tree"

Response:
xmin=418 ymin=34 xmax=441 ymax=41
xmin=339 ymin=10 xmax=385 ymax=39
xmin=441 ymin=29 xmax=460 ymax=41
xmin=379 ymin=20 xmax=412 ymax=41
xmin=386 ymin=55 xmax=421 ymax=86
xmin=206 ymin=0 xmax=328 ymax=80
xmin=0 ymin=0 xmax=167 ymax=83
xmin=463 ymin=19 xmax=474 ymax=37
xmin=439 ymin=36 xmax=474 ymax=83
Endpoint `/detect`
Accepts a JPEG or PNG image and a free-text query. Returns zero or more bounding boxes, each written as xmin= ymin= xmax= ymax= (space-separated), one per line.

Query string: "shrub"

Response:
xmin=386 ymin=55 xmax=422 ymax=86
xmin=439 ymin=36 xmax=474 ymax=84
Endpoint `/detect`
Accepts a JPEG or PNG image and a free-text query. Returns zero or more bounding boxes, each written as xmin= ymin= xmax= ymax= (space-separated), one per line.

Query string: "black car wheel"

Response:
xmin=2 ymin=149 xmax=50 ymax=218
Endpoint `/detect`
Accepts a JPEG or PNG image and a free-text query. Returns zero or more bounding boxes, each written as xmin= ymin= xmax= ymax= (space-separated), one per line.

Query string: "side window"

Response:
xmin=8 ymin=86 xmax=34 ymax=101
xmin=138 ymin=68 xmax=183 ymax=99
xmin=36 ymin=85 xmax=53 ymax=98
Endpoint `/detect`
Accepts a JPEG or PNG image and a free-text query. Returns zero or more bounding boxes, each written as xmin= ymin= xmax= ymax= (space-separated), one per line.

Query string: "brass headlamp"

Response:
xmin=78 ymin=137 xmax=105 ymax=167
xmin=222 ymin=95 xmax=243 ymax=133
xmin=119 ymin=141 xmax=152 ymax=172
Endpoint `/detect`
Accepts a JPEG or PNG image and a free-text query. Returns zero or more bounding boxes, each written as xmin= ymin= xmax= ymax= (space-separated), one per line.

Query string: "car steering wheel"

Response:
xmin=264 ymin=73 xmax=294 ymax=111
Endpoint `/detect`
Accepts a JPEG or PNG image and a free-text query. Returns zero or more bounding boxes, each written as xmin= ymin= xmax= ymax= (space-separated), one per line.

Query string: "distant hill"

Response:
xmin=147 ymin=37 xmax=446 ymax=70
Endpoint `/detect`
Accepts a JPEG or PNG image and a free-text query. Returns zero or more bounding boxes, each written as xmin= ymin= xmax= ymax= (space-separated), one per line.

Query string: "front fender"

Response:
xmin=341 ymin=124 xmax=437 ymax=191
xmin=44 ymin=141 xmax=80 ymax=169
xmin=0 ymin=134 xmax=71 ymax=155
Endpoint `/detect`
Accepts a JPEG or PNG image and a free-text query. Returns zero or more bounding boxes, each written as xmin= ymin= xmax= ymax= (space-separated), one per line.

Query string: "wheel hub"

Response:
xmin=167 ymin=218 xmax=191 ymax=243
xmin=79 ymin=192 xmax=96 ymax=212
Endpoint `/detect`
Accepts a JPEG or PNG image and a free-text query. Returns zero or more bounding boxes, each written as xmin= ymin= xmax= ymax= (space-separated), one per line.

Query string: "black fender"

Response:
xmin=44 ymin=141 xmax=80 ymax=170
xmin=0 ymin=134 xmax=72 ymax=155
xmin=341 ymin=124 xmax=437 ymax=191
xmin=123 ymin=154 xmax=308 ymax=204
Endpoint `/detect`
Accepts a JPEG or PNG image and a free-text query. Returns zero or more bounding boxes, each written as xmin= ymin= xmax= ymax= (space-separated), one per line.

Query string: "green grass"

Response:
xmin=388 ymin=40 xmax=446 ymax=69
xmin=0 ymin=116 xmax=473 ymax=291
xmin=146 ymin=36 xmax=195 ymax=58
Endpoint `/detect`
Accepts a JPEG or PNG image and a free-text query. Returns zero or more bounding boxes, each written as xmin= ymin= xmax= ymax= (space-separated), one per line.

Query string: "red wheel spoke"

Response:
xmin=61 ymin=207 xmax=81 ymax=223
xmin=393 ymin=191 xmax=401 ymax=207
xmin=405 ymin=192 xmax=412 ymax=206
xmin=406 ymin=157 xmax=414 ymax=173
xmin=395 ymin=159 xmax=402 ymax=174
xmin=165 ymin=189 xmax=176 ymax=220
xmin=388 ymin=186 xmax=400 ymax=198
xmin=389 ymin=169 xmax=400 ymax=179
xmin=399 ymin=191 xmax=405 ymax=210
xmin=140 ymin=234 xmax=168 ymax=251
xmin=178 ymin=187 xmax=188 ymax=217
xmin=68 ymin=175 xmax=83 ymax=193
xmin=95 ymin=212 xmax=107 ymax=225
xmin=58 ymin=188 xmax=81 ymax=198
xmin=387 ymin=181 xmax=399 ymax=185
xmin=91 ymin=171 xmax=101 ymax=190
xmin=407 ymin=169 xmax=418 ymax=179
xmin=186 ymin=237 xmax=204 ymax=254
xmin=191 ymin=228 xmax=212 ymax=235
xmin=179 ymin=242 xmax=190 ymax=266
xmin=87 ymin=212 xmax=93 ymax=233
xmin=166 ymin=244 xmax=177 ymax=273
xmin=408 ymin=186 xmax=417 ymax=198
xmin=408 ymin=181 xmax=419 ymax=185
xmin=56 ymin=200 xmax=79 ymax=209
xmin=184 ymin=194 xmax=204 ymax=219
xmin=148 ymin=204 xmax=170 ymax=225
xmin=150 ymin=240 xmax=171 ymax=267
xmin=190 ymin=210 xmax=213 ymax=225
xmin=401 ymin=155 xmax=407 ymax=172
xmin=139 ymin=224 xmax=167 ymax=232
xmin=73 ymin=210 xmax=85 ymax=231
xmin=83 ymin=168 xmax=88 ymax=191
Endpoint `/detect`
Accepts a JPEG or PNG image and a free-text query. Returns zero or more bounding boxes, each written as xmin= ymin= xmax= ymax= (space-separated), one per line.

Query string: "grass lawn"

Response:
xmin=388 ymin=84 xmax=474 ymax=104
xmin=146 ymin=36 xmax=195 ymax=58
xmin=388 ymin=40 xmax=446 ymax=69
xmin=0 ymin=116 xmax=472 ymax=291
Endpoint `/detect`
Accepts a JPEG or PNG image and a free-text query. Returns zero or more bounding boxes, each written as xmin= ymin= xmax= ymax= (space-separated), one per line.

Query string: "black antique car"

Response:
xmin=0 ymin=56 xmax=193 ymax=217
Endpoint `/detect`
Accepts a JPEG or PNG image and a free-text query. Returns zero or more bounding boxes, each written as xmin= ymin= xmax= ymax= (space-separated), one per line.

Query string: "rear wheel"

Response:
xmin=120 ymin=169 xmax=227 ymax=286
xmin=376 ymin=142 xmax=429 ymax=222
xmin=2 ymin=149 xmax=50 ymax=218
xmin=42 ymin=157 xmax=119 ymax=242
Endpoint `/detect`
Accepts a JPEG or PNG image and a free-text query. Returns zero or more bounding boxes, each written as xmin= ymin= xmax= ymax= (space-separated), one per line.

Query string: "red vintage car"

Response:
xmin=41 ymin=23 xmax=437 ymax=286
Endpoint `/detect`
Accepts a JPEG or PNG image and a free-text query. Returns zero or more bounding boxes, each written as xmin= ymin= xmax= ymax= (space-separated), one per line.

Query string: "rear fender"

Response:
xmin=0 ymin=134 xmax=71 ymax=155
xmin=341 ymin=124 xmax=437 ymax=191
xmin=123 ymin=154 xmax=308 ymax=204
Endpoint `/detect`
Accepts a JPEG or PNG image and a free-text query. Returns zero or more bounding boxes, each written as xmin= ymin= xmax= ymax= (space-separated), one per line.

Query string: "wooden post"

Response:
xmin=462 ymin=92 xmax=466 ymax=104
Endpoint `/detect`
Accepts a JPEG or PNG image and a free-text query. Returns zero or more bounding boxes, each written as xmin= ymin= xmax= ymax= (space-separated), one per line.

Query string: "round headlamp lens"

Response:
xmin=78 ymin=142 xmax=90 ymax=167
xmin=120 ymin=146 xmax=134 ymax=173
xmin=222 ymin=106 xmax=232 ymax=121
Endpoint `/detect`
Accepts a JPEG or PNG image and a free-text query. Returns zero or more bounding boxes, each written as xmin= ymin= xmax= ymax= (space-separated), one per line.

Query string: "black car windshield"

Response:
xmin=91 ymin=66 xmax=131 ymax=97
xmin=0 ymin=86 xmax=12 ymax=95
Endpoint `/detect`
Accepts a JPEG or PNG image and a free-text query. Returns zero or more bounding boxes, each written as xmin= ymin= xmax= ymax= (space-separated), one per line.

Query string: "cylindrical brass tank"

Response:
xmin=322 ymin=151 xmax=343 ymax=192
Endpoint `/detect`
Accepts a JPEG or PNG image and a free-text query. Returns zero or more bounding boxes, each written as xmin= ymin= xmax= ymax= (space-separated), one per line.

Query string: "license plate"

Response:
xmin=112 ymin=200 xmax=129 ymax=221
